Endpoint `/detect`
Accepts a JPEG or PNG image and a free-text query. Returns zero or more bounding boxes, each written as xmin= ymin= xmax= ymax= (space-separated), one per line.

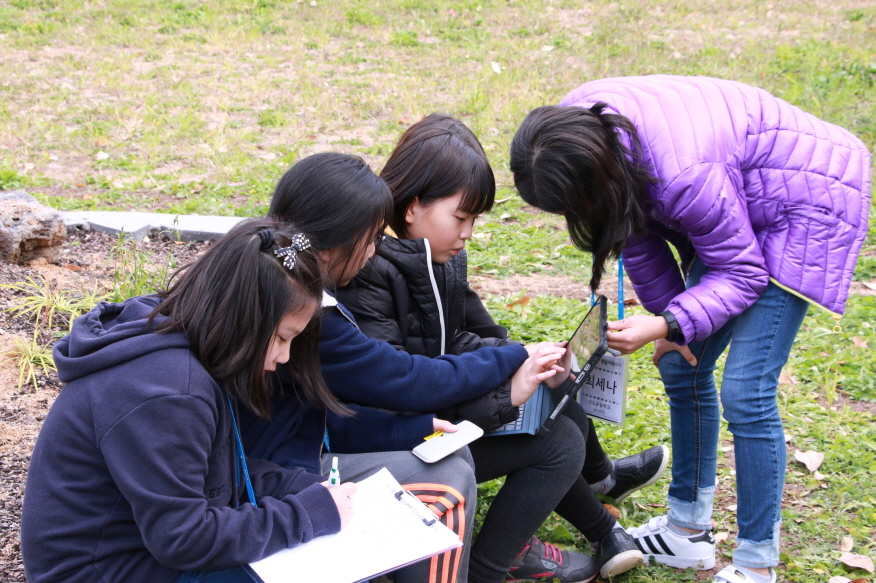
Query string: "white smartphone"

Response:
xmin=412 ymin=420 xmax=484 ymax=464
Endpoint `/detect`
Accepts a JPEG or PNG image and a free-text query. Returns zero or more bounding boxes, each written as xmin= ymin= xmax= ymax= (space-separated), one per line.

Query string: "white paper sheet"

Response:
xmin=249 ymin=468 xmax=462 ymax=583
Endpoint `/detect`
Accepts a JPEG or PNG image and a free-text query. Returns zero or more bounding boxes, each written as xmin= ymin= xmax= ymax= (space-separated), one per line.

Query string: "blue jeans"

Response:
xmin=657 ymin=258 xmax=809 ymax=569
xmin=172 ymin=567 xmax=258 ymax=583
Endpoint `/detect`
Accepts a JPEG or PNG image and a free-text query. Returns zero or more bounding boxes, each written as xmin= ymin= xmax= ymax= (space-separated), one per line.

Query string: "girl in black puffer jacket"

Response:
xmin=337 ymin=115 xmax=670 ymax=583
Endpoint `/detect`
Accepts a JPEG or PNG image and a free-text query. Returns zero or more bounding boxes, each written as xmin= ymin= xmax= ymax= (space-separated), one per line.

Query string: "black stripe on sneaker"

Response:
xmin=653 ymin=534 xmax=675 ymax=556
xmin=634 ymin=538 xmax=646 ymax=553
xmin=643 ymin=536 xmax=663 ymax=556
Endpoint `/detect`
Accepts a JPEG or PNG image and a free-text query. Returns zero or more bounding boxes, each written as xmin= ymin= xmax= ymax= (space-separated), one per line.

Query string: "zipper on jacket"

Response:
xmin=423 ymin=239 xmax=447 ymax=355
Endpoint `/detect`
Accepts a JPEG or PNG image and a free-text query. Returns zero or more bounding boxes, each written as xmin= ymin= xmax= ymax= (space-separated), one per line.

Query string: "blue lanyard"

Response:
xmin=225 ymin=393 xmax=258 ymax=508
xmin=591 ymin=254 xmax=625 ymax=319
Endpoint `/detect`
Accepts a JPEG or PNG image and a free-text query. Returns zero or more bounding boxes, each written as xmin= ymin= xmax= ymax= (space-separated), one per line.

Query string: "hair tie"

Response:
xmin=274 ymin=233 xmax=312 ymax=270
xmin=258 ymin=229 xmax=275 ymax=251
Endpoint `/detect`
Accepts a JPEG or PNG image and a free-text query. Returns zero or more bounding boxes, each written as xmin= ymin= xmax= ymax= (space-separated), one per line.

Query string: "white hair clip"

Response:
xmin=274 ymin=233 xmax=312 ymax=270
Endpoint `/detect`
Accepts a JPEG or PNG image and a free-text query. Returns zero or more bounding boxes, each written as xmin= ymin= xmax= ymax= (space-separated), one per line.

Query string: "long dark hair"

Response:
xmin=381 ymin=113 xmax=495 ymax=237
xmin=269 ymin=153 xmax=392 ymax=286
xmin=510 ymin=104 xmax=655 ymax=290
xmin=151 ymin=218 xmax=347 ymax=418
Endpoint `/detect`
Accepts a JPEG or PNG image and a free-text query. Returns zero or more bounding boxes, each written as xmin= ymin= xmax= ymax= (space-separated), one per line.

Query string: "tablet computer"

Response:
xmin=538 ymin=294 xmax=609 ymax=435
xmin=486 ymin=295 xmax=609 ymax=436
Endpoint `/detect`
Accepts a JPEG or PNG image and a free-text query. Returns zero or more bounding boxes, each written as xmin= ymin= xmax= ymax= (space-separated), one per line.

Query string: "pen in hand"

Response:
xmin=328 ymin=456 xmax=340 ymax=487
xmin=324 ymin=457 xmax=355 ymax=528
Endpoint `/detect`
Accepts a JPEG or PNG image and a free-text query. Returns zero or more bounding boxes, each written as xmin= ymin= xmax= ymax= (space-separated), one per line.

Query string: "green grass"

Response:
xmin=1 ymin=0 xmax=874 ymax=221
xmin=1 ymin=0 xmax=875 ymax=580
xmin=484 ymin=294 xmax=876 ymax=582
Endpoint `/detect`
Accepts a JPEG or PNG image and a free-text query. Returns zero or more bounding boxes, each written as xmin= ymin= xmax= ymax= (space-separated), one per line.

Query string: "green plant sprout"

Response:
xmin=107 ymin=232 xmax=176 ymax=302
xmin=1 ymin=333 xmax=56 ymax=393
xmin=1 ymin=275 xmax=65 ymax=332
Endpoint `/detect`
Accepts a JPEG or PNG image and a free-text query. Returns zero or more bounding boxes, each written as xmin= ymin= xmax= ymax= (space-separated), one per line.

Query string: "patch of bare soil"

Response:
xmin=850 ymin=281 xmax=876 ymax=296
xmin=470 ymin=273 xmax=639 ymax=306
xmin=0 ymin=229 xmax=207 ymax=582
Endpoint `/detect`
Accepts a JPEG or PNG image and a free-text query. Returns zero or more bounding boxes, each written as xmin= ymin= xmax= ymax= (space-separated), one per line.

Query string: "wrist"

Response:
xmin=661 ymin=310 xmax=680 ymax=343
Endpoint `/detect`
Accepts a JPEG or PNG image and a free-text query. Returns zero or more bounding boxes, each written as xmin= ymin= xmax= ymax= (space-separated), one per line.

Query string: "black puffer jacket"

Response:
xmin=336 ymin=236 xmax=519 ymax=430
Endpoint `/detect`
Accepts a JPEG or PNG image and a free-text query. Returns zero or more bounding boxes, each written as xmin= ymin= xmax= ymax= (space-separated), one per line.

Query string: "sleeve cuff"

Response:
xmin=495 ymin=381 xmax=519 ymax=425
xmin=290 ymin=482 xmax=342 ymax=539
xmin=394 ymin=414 xmax=436 ymax=450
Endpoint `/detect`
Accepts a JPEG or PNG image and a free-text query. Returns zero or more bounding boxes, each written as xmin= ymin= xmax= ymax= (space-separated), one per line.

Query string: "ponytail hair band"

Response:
xmin=274 ymin=233 xmax=312 ymax=270
xmin=258 ymin=229 xmax=275 ymax=251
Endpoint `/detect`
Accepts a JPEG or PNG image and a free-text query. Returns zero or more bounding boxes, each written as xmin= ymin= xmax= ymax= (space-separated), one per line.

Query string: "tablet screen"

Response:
xmin=568 ymin=300 xmax=604 ymax=378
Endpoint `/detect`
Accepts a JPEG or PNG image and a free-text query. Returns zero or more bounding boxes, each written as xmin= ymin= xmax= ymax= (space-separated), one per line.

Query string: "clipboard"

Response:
xmin=248 ymin=468 xmax=461 ymax=583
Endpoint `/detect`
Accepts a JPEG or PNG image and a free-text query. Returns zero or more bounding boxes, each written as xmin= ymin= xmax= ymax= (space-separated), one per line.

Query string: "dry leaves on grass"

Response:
xmin=841 ymin=536 xmax=854 ymax=552
xmin=839 ymin=553 xmax=875 ymax=573
xmin=829 ymin=577 xmax=868 ymax=583
xmin=852 ymin=336 xmax=870 ymax=349
xmin=505 ymin=295 xmax=531 ymax=309
xmin=794 ymin=449 xmax=825 ymax=472
xmin=602 ymin=503 xmax=620 ymax=518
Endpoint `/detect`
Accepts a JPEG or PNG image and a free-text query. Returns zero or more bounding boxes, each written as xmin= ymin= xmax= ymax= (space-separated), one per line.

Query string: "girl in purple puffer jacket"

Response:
xmin=510 ymin=75 xmax=871 ymax=583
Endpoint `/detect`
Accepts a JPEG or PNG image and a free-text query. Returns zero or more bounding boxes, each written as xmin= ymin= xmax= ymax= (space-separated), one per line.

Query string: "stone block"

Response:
xmin=0 ymin=191 xmax=67 ymax=264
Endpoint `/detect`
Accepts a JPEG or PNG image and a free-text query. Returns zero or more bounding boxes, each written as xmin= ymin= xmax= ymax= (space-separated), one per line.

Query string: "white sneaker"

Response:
xmin=625 ymin=515 xmax=716 ymax=570
xmin=713 ymin=566 xmax=776 ymax=583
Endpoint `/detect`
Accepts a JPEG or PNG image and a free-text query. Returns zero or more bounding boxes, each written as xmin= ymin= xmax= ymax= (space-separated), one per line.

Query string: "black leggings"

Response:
xmin=467 ymin=401 xmax=616 ymax=583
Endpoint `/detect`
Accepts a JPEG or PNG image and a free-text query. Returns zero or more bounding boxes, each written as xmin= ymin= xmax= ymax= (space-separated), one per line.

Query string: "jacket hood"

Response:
xmin=54 ymin=295 xmax=190 ymax=383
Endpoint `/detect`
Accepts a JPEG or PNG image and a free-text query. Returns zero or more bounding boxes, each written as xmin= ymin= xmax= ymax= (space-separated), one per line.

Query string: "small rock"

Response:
xmin=0 ymin=191 xmax=66 ymax=264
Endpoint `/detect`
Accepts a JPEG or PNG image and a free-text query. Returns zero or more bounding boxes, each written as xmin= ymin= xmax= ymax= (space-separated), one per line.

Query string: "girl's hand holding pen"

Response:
xmin=510 ymin=343 xmax=566 ymax=406
xmin=322 ymin=481 xmax=357 ymax=528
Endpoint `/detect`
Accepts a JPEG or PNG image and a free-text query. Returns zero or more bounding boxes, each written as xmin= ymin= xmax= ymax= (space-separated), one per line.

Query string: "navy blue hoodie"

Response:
xmin=21 ymin=296 xmax=340 ymax=583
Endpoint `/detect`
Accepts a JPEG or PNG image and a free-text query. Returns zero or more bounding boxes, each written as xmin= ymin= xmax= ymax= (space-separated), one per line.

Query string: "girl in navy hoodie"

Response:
xmin=21 ymin=219 xmax=480 ymax=583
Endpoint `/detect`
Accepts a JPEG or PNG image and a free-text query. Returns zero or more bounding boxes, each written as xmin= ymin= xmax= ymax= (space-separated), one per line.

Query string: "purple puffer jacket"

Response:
xmin=560 ymin=75 xmax=871 ymax=344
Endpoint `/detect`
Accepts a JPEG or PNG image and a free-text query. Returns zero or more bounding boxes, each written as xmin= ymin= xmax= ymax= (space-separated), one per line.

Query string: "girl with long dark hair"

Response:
xmin=337 ymin=114 xmax=672 ymax=583
xmin=22 ymin=219 xmax=360 ymax=583
xmin=510 ymin=75 xmax=871 ymax=583
xmin=241 ymin=152 xmax=568 ymax=583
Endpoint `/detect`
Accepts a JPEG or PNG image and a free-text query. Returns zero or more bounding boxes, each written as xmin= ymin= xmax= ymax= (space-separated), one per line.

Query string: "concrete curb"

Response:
xmin=61 ymin=211 xmax=247 ymax=242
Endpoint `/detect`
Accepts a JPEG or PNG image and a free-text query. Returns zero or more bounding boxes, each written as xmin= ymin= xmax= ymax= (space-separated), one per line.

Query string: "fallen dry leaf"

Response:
xmin=602 ymin=503 xmax=620 ymax=518
xmin=852 ymin=336 xmax=870 ymax=349
xmin=828 ymin=577 xmax=851 ymax=583
xmin=840 ymin=553 xmax=875 ymax=573
xmin=841 ymin=537 xmax=854 ymax=552
xmin=505 ymin=295 xmax=531 ymax=309
xmin=726 ymin=504 xmax=738 ymax=512
xmin=815 ymin=471 xmax=826 ymax=481
xmin=794 ymin=449 xmax=825 ymax=472
xmin=714 ymin=532 xmax=729 ymax=543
